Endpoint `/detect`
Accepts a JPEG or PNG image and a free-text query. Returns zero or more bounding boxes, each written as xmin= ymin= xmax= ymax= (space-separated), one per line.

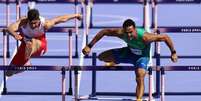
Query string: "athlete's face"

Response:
xmin=29 ymin=19 xmax=40 ymax=29
xmin=125 ymin=25 xmax=136 ymax=39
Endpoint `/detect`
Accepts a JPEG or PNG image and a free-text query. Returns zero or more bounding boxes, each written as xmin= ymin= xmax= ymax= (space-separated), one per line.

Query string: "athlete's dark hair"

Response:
xmin=122 ymin=19 xmax=136 ymax=29
xmin=27 ymin=9 xmax=40 ymax=21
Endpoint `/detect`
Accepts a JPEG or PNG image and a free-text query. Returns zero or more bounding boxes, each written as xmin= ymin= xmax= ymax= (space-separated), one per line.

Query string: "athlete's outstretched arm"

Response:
xmin=44 ymin=14 xmax=82 ymax=30
xmin=82 ymin=28 xmax=123 ymax=55
xmin=7 ymin=17 xmax=26 ymax=40
xmin=143 ymin=32 xmax=178 ymax=62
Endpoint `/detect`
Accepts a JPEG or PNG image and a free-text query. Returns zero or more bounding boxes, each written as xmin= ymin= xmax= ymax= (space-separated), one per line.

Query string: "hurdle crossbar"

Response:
xmin=162 ymin=66 xmax=201 ymax=71
xmin=71 ymin=65 xmax=157 ymax=71
xmin=0 ymin=65 xmax=64 ymax=71
xmin=158 ymin=26 xmax=201 ymax=33
xmin=0 ymin=0 xmax=80 ymax=4
xmin=92 ymin=0 xmax=143 ymax=4
xmin=156 ymin=0 xmax=201 ymax=4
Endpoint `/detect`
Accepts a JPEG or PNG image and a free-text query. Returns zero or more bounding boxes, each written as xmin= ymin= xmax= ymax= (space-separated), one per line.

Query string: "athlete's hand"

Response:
xmin=171 ymin=53 xmax=178 ymax=63
xmin=14 ymin=34 xmax=23 ymax=41
xmin=76 ymin=13 xmax=82 ymax=20
xmin=82 ymin=45 xmax=91 ymax=55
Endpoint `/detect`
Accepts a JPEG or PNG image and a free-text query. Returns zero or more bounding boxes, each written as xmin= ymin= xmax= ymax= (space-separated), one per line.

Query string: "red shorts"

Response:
xmin=10 ymin=34 xmax=47 ymax=66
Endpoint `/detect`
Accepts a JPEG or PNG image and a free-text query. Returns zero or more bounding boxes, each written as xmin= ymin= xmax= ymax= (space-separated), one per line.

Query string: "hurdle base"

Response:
xmin=164 ymin=92 xmax=201 ymax=96
xmin=75 ymin=92 xmax=159 ymax=101
xmin=77 ymin=96 xmax=148 ymax=101
xmin=68 ymin=87 xmax=73 ymax=95
xmin=94 ymin=92 xmax=158 ymax=97
xmin=1 ymin=88 xmax=7 ymax=95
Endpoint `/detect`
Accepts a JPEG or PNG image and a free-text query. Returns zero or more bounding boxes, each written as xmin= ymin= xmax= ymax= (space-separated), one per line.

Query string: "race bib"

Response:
xmin=130 ymin=48 xmax=142 ymax=55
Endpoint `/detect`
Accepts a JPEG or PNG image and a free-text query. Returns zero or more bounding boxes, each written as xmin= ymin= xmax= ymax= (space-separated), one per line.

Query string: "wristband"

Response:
xmin=171 ymin=50 xmax=176 ymax=54
xmin=88 ymin=43 xmax=92 ymax=48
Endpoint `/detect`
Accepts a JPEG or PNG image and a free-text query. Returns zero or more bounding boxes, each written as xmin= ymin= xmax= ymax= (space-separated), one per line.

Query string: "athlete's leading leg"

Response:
xmin=135 ymin=57 xmax=149 ymax=101
xmin=6 ymin=38 xmax=46 ymax=77
xmin=98 ymin=49 xmax=118 ymax=66
xmin=6 ymin=42 xmax=29 ymax=77
xmin=135 ymin=68 xmax=146 ymax=101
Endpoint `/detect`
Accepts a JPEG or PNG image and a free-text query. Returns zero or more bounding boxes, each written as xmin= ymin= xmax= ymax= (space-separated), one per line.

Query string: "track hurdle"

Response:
xmin=0 ymin=65 xmax=68 ymax=101
xmin=2 ymin=29 xmax=75 ymax=96
xmin=73 ymin=65 xmax=157 ymax=101
xmin=160 ymin=66 xmax=201 ymax=101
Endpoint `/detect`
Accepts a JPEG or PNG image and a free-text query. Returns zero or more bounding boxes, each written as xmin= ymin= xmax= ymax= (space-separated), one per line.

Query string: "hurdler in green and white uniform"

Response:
xmin=111 ymin=28 xmax=150 ymax=70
